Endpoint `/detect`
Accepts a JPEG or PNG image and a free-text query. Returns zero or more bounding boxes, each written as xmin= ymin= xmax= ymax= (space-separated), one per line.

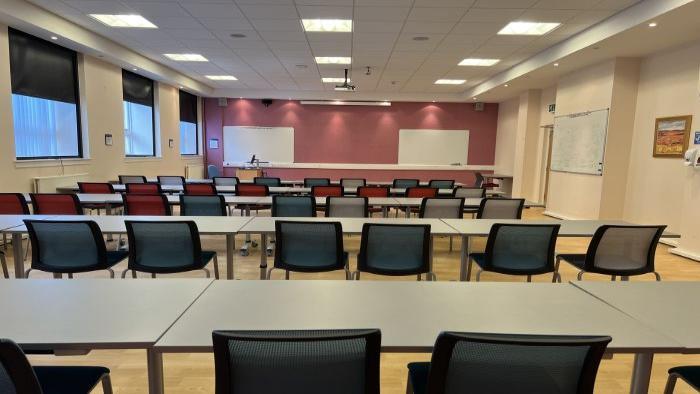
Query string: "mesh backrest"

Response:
xmin=275 ymin=221 xmax=343 ymax=271
xmin=185 ymin=184 xmax=217 ymax=195
xmin=272 ymin=196 xmax=315 ymax=217
xmin=304 ymin=178 xmax=330 ymax=188
xmin=254 ymin=177 xmax=281 ymax=187
xmin=236 ymin=184 xmax=269 ymax=196
xmin=429 ymin=180 xmax=454 ymax=189
xmin=473 ymin=173 xmax=484 ymax=187
xmin=214 ymin=177 xmax=239 ymax=186
xmin=78 ymin=182 xmax=114 ymax=194
xmin=126 ymin=221 xmax=198 ymax=271
xmin=119 ymin=175 xmax=146 ymax=184
xmin=357 ymin=187 xmax=389 ymax=198
xmin=420 ymin=198 xmax=463 ymax=219
xmin=208 ymin=165 xmax=221 ymax=178
xmin=407 ymin=187 xmax=438 ymax=198
xmin=0 ymin=339 xmax=42 ymax=394
xmin=124 ymin=194 xmax=171 ymax=216
xmin=341 ymin=179 xmax=366 ymax=188
xmin=30 ymin=194 xmax=81 ymax=215
xmin=587 ymin=226 xmax=664 ymax=274
xmin=393 ymin=179 xmax=419 ymax=188
xmin=359 ymin=224 xmax=429 ymax=275
xmin=485 ymin=225 xmax=559 ymax=274
xmin=453 ymin=187 xmax=485 ymax=199
xmin=0 ymin=194 xmax=29 ymax=214
xmin=212 ymin=330 xmax=380 ymax=394
xmin=26 ymin=221 xmax=103 ymax=270
xmin=126 ymin=183 xmax=161 ymax=195
xmin=477 ymin=198 xmax=524 ymax=219
xmin=312 ymin=186 xmax=343 ymax=197
xmin=158 ymin=176 xmax=185 ymax=186
xmin=327 ymin=197 xmax=367 ymax=218
xmin=180 ymin=195 xmax=226 ymax=216
xmin=0 ymin=361 xmax=16 ymax=394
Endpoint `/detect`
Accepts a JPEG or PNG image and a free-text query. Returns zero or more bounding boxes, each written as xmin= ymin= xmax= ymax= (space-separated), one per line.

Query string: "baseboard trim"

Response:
xmin=542 ymin=211 xmax=588 ymax=220
xmin=669 ymin=247 xmax=700 ymax=262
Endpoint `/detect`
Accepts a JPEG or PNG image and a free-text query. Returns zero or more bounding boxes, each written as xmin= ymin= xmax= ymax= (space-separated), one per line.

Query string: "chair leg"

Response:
xmin=653 ymin=272 xmax=662 ymax=281
xmin=151 ymin=273 xmax=156 ymax=278
xmin=449 ymin=236 xmax=453 ymax=252
xmin=664 ymin=373 xmax=679 ymax=394
xmin=552 ymin=272 xmax=561 ymax=283
xmin=202 ymin=268 xmax=211 ymax=278
xmin=0 ymin=253 xmax=8 ymax=278
xmin=612 ymin=275 xmax=617 ymax=281
xmin=406 ymin=373 xmax=414 ymax=394
xmin=105 ymin=269 xmax=114 ymax=278
xmin=101 ymin=374 xmax=114 ymax=394
xmin=466 ymin=259 xmax=474 ymax=281
xmin=475 ymin=269 xmax=483 ymax=282
xmin=621 ymin=275 xmax=629 ymax=281
xmin=285 ymin=270 xmax=290 ymax=280
xmin=526 ymin=275 xmax=532 ymax=283
xmin=212 ymin=254 xmax=220 ymax=279
xmin=266 ymin=267 xmax=275 ymax=280
xmin=25 ymin=268 xmax=32 ymax=278
xmin=67 ymin=273 xmax=74 ymax=279
xmin=121 ymin=269 xmax=129 ymax=279
xmin=354 ymin=271 xmax=360 ymax=280
xmin=577 ymin=270 xmax=585 ymax=280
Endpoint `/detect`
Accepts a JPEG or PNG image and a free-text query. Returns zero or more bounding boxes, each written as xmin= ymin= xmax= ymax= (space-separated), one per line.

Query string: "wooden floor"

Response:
xmin=5 ymin=207 xmax=700 ymax=393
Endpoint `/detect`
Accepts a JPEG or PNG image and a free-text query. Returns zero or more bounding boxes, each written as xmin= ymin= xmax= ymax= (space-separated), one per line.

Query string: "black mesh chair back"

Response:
xmin=393 ymin=179 xmax=420 ymax=189
xmin=208 ymin=165 xmax=221 ymax=179
xmin=0 ymin=339 xmax=43 ymax=394
xmin=304 ymin=178 xmax=331 ymax=188
xmin=473 ymin=172 xmax=484 ymax=188
xmin=340 ymin=178 xmax=366 ymax=188
xmin=180 ymin=195 xmax=227 ymax=216
xmin=453 ymin=187 xmax=485 ymax=199
xmin=254 ymin=177 xmax=281 ymax=187
xmin=584 ymin=225 xmax=666 ymax=276
xmin=272 ymin=196 xmax=316 ymax=217
xmin=357 ymin=224 xmax=431 ymax=277
xmin=419 ymin=198 xmax=464 ymax=219
xmin=423 ymin=332 xmax=611 ymax=394
xmin=477 ymin=198 xmax=525 ymax=219
xmin=158 ymin=176 xmax=185 ymax=186
xmin=214 ymin=177 xmax=240 ymax=186
xmin=326 ymin=197 xmax=368 ymax=218
xmin=119 ymin=175 xmax=146 ymax=184
xmin=212 ymin=329 xmax=381 ymax=394
xmin=428 ymin=180 xmax=455 ymax=189
xmin=482 ymin=224 xmax=560 ymax=276
xmin=273 ymin=221 xmax=345 ymax=274
xmin=125 ymin=221 xmax=203 ymax=274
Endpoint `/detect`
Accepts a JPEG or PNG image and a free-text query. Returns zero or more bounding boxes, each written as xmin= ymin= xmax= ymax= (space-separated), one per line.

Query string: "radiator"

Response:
xmin=185 ymin=163 xmax=205 ymax=179
xmin=33 ymin=173 xmax=90 ymax=193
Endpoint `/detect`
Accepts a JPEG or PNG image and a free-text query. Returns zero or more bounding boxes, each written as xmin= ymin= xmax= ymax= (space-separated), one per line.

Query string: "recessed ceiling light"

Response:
xmin=50 ymin=36 xmax=58 ymax=40
xmin=412 ymin=36 xmax=429 ymax=41
xmin=230 ymin=33 xmax=247 ymax=38
xmin=498 ymin=21 xmax=560 ymax=35
xmin=206 ymin=75 xmax=237 ymax=80
xmin=472 ymin=97 xmax=477 ymax=100
xmin=164 ymin=54 xmax=208 ymax=62
xmin=302 ymin=19 xmax=352 ymax=32
xmin=553 ymin=63 xmax=559 ymax=67
xmin=431 ymin=100 xmax=436 ymax=103
xmin=459 ymin=58 xmax=500 ymax=66
xmin=648 ymin=22 xmax=658 ymax=27
xmin=179 ymin=86 xmax=183 ymax=89
xmin=295 ymin=64 xmax=308 ymax=69
xmin=132 ymin=68 xmax=137 ymax=71
xmin=504 ymin=84 xmax=509 ymax=87
xmin=315 ymin=56 xmax=351 ymax=64
xmin=435 ymin=79 xmax=466 ymax=85
xmin=89 ymin=14 xmax=157 ymax=28
xmin=322 ymin=77 xmax=349 ymax=83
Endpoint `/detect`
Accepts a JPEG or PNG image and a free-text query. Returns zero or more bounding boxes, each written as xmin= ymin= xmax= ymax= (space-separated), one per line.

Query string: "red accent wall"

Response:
xmin=204 ymin=99 xmax=498 ymax=183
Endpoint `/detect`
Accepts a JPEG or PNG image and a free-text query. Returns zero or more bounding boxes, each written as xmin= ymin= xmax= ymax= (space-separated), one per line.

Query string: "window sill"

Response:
xmin=181 ymin=155 xmax=203 ymax=160
xmin=124 ymin=156 xmax=162 ymax=163
xmin=14 ymin=158 xmax=91 ymax=169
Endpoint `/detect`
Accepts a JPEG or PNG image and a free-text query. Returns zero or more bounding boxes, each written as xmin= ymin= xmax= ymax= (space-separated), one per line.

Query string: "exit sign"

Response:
xmin=547 ymin=103 xmax=556 ymax=113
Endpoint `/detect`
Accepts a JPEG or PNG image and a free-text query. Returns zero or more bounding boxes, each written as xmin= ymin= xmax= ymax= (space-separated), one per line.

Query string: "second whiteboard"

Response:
xmin=398 ymin=129 xmax=469 ymax=165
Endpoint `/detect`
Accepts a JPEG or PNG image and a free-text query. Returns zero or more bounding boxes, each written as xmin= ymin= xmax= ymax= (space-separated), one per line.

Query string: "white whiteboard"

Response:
xmin=551 ymin=109 xmax=609 ymax=175
xmin=398 ymin=129 xmax=469 ymax=165
xmin=223 ymin=126 xmax=294 ymax=164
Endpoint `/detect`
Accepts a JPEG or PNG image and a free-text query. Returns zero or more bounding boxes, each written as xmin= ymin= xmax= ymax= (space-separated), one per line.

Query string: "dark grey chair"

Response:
xmin=468 ymin=224 xmax=561 ymax=282
xmin=664 ymin=366 xmax=700 ymax=393
xmin=419 ymin=198 xmax=464 ymax=219
xmin=326 ymin=196 xmax=368 ymax=218
xmin=123 ymin=221 xmax=219 ymax=279
xmin=340 ymin=178 xmax=366 ymax=188
xmin=393 ymin=179 xmax=420 ymax=189
xmin=406 ymin=332 xmax=611 ymax=394
xmin=452 ymin=187 xmax=485 ymax=199
xmin=428 ymin=180 xmax=454 ymax=189
xmin=207 ymin=164 xmax=221 ymax=179
xmin=118 ymin=175 xmax=146 ymax=184
xmin=476 ymin=198 xmax=525 ymax=219
xmin=304 ymin=178 xmax=331 ymax=188
xmin=157 ymin=175 xmax=185 ymax=186
xmin=213 ymin=177 xmax=239 ymax=186
xmin=254 ymin=177 xmax=282 ymax=187
xmin=272 ymin=196 xmax=316 ymax=217
xmin=212 ymin=329 xmax=381 ymax=394
xmin=355 ymin=223 xmax=433 ymax=281
xmin=556 ymin=225 xmax=667 ymax=281
xmin=24 ymin=220 xmax=127 ymax=278
xmin=180 ymin=195 xmax=227 ymax=216
xmin=0 ymin=338 xmax=113 ymax=394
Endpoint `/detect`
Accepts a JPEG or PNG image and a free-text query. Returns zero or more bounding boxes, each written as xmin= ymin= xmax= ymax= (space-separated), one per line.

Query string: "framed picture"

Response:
xmin=653 ymin=115 xmax=692 ymax=158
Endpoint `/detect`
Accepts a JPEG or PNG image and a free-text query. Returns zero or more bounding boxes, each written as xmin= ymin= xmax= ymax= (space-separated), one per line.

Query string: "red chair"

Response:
xmin=0 ymin=193 xmax=30 ymax=214
xmin=123 ymin=194 xmax=171 ymax=216
xmin=312 ymin=185 xmax=343 ymax=198
xmin=235 ymin=184 xmax=269 ymax=196
xmin=125 ymin=183 xmax=163 ymax=195
xmin=406 ymin=187 xmax=438 ymax=198
xmin=78 ymin=182 xmax=115 ymax=194
xmin=184 ymin=184 xmax=217 ymax=196
xmin=357 ymin=186 xmax=389 ymax=216
xmin=29 ymin=194 xmax=82 ymax=215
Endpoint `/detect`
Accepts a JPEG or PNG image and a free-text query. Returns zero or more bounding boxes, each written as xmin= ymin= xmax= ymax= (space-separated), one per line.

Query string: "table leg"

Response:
xmin=226 ymin=234 xmax=235 ymax=280
xmin=405 ymin=206 xmax=411 ymax=218
xmin=630 ymin=353 xmax=653 ymax=394
xmin=382 ymin=206 xmax=388 ymax=218
xmin=106 ymin=204 xmax=114 ymax=241
xmin=429 ymin=236 xmax=434 ymax=280
xmin=459 ymin=235 xmax=471 ymax=281
xmin=259 ymin=233 xmax=268 ymax=280
xmin=12 ymin=233 xmax=24 ymax=279
xmin=147 ymin=349 xmax=164 ymax=394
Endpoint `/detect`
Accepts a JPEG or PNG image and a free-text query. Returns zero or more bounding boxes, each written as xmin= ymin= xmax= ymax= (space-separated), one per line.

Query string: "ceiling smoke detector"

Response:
xmin=413 ymin=36 xmax=429 ymax=41
xmin=230 ymin=33 xmax=247 ymax=38
xmin=334 ymin=68 xmax=356 ymax=91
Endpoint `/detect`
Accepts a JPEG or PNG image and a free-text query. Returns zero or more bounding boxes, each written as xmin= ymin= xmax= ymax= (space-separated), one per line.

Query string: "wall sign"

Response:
xmin=209 ymin=139 xmax=219 ymax=149
xmin=104 ymin=134 xmax=113 ymax=146
xmin=694 ymin=131 xmax=700 ymax=145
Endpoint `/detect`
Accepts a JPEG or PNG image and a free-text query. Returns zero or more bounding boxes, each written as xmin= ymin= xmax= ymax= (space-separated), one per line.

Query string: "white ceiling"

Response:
xmin=24 ymin=0 xmax=642 ymax=99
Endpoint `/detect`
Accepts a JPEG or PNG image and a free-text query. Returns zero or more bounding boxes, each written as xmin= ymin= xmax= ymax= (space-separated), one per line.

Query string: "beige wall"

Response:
xmin=494 ymin=97 xmax=519 ymax=175
xmin=0 ymin=24 xmax=203 ymax=192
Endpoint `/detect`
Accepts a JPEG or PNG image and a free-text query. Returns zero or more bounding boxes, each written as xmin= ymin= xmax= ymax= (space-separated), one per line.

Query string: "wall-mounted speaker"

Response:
xmin=474 ymin=102 xmax=485 ymax=111
xmin=261 ymin=99 xmax=273 ymax=107
xmin=217 ymin=98 xmax=228 ymax=107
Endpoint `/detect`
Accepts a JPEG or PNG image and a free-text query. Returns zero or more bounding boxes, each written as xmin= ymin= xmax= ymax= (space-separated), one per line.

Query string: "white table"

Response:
xmin=58 ymin=184 xmax=237 ymax=194
xmin=152 ymin=280 xmax=682 ymax=394
xmin=0 ymin=278 xmax=212 ymax=394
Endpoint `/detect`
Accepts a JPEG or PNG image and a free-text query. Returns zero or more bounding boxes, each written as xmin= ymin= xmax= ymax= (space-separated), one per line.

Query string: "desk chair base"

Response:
xmin=475 ymin=268 xmax=561 ymax=283
xmin=575 ymin=270 xmax=661 ymax=281
xmin=267 ymin=266 xmax=351 ymax=280
xmin=353 ymin=271 xmax=436 ymax=281
xmin=121 ymin=266 xmax=215 ymax=279
xmin=26 ymin=268 xmax=115 ymax=279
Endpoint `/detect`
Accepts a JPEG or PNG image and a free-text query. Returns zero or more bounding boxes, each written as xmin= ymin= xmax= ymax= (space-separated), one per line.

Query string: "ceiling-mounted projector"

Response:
xmin=334 ymin=68 xmax=355 ymax=91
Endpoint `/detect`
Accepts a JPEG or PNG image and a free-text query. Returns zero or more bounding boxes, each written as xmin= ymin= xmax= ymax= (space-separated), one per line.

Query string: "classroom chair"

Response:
xmin=476 ymin=198 xmax=525 ymax=219
xmin=78 ymin=182 xmax=120 ymax=214
xmin=123 ymin=194 xmax=171 ymax=216
xmin=555 ymin=225 xmax=666 ymax=281
xmin=213 ymin=176 xmax=239 ymax=186
xmin=157 ymin=175 xmax=185 ymax=186
xmin=664 ymin=366 xmax=700 ymax=393
xmin=453 ymin=186 xmax=486 ymax=199
xmin=235 ymin=184 xmax=269 ymax=197
xmin=474 ymin=172 xmax=499 ymax=189
xmin=311 ymin=185 xmax=343 ymax=198
xmin=212 ymin=329 xmax=381 ymax=394
xmin=123 ymin=221 xmax=219 ymax=279
xmin=467 ymin=224 xmax=561 ymax=282
xmin=23 ymin=220 xmax=128 ymax=278
xmin=184 ymin=183 xmax=217 ymax=196
xmin=267 ymin=221 xmax=349 ymax=280
xmin=428 ymin=179 xmax=455 ymax=189
xmin=304 ymin=177 xmax=331 ymax=188
xmin=358 ymin=186 xmax=389 ymax=216
xmin=29 ymin=193 xmax=83 ymax=215
xmin=406 ymin=187 xmax=438 ymax=198
xmin=406 ymin=332 xmax=611 ymax=394
xmin=0 ymin=193 xmax=30 ymax=260
xmin=118 ymin=175 xmax=146 ymax=184
xmin=326 ymin=196 xmax=368 ymax=218
xmin=0 ymin=338 xmax=113 ymax=394
xmin=125 ymin=183 xmax=163 ymax=195
xmin=355 ymin=223 xmax=434 ymax=281
xmin=340 ymin=178 xmax=366 ymax=188
xmin=393 ymin=179 xmax=420 ymax=189
xmin=419 ymin=197 xmax=464 ymax=251
xmin=272 ymin=196 xmax=316 ymax=217
xmin=207 ymin=164 xmax=220 ymax=179
xmin=180 ymin=195 xmax=227 ymax=216
xmin=254 ymin=177 xmax=281 ymax=187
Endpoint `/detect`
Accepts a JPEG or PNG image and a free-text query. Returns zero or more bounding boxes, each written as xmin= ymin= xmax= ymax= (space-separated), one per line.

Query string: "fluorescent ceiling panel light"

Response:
xmin=322 ymin=77 xmax=350 ymax=83
xmin=434 ymin=79 xmax=466 ymax=85
xmin=206 ymin=75 xmax=238 ymax=80
xmin=89 ymin=14 xmax=157 ymax=28
xmin=164 ymin=54 xmax=208 ymax=62
xmin=302 ymin=19 xmax=352 ymax=32
xmin=459 ymin=58 xmax=500 ymax=66
xmin=498 ymin=21 xmax=560 ymax=35
xmin=315 ymin=57 xmax=351 ymax=64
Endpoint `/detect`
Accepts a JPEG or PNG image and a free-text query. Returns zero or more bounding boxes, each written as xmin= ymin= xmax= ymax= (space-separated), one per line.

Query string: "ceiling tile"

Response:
xmin=180 ymin=2 xmax=245 ymax=18
xmin=402 ymin=21 xmax=458 ymax=34
xmin=407 ymin=7 xmax=468 ymax=22
xmin=354 ymin=7 xmax=410 ymax=21
xmin=237 ymin=4 xmax=300 ymax=19
xmin=472 ymin=0 xmax=538 ymax=8
xmin=296 ymin=5 xmax=353 ymax=18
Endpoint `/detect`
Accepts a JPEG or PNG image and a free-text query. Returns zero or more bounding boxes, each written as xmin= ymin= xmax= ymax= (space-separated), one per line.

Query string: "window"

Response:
xmin=122 ymin=70 xmax=155 ymax=156
xmin=9 ymin=28 xmax=82 ymax=159
xmin=179 ymin=90 xmax=198 ymax=155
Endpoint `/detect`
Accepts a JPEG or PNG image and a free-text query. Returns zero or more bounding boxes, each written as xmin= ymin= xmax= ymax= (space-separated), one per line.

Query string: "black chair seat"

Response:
xmin=201 ymin=251 xmax=217 ymax=267
xmin=34 ymin=366 xmax=109 ymax=394
xmin=407 ymin=362 xmax=430 ymax=394
xmin=106 ymin=250 xmax=129 ymax=266
xmin=670 ymin=366 xmax=700 ymax=390
xmin=469 ymin=253 xmax=486 ymax=268
xmin=557 ymin=254 xmax=586 ymax=269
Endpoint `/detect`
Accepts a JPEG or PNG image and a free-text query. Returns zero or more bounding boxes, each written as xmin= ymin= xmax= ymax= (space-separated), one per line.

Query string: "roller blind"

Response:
xmin=122 ymin=70 xmax=154 ymax=107
xmin=179 ymin=90 xmax=198 ymax=123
